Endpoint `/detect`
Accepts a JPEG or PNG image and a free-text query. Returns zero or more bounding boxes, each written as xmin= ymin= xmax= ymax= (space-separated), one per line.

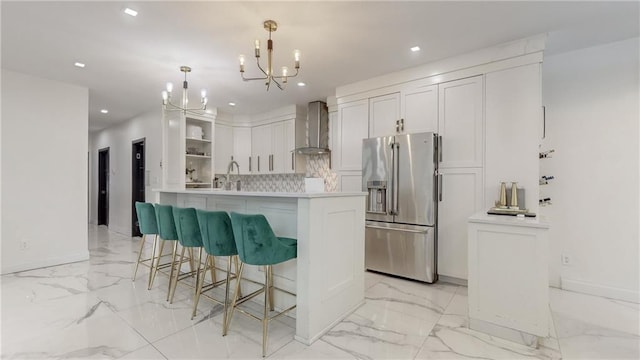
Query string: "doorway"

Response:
xmin=132 ymin=138 xmax=145 ymax=237
xmin=98 ymin=147 xmax=110 ymax=226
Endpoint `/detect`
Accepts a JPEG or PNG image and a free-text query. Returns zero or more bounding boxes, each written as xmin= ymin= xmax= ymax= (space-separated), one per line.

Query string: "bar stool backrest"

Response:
xmin=135 ymin=202 xmax=158 ymax=235
xmin=172 ymin=207 xmax=203 ymax=247
xmin=196 ymin=210 xmax=237 ymax=256
xmin=229 ymin=212 xmax=281 ymax=266
xmin=155 ymin=204 xmax=178 ymax=241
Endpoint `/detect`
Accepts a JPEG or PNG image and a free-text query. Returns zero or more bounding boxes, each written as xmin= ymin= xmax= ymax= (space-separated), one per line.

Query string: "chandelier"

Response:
xmin=239 ymin=20 xmax=300 ymax=91
xmin=161 ymin=66 xmax=208 ymax=114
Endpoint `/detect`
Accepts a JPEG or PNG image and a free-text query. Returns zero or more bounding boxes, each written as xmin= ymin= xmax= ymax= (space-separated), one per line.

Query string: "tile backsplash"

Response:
xmin=216 ymin=154 xmax=337 ymax=193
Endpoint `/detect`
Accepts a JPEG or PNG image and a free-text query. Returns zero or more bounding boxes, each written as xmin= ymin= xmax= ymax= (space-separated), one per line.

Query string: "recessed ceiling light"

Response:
xmin=297 ymin=82 xmax=306 ymax=87
xmin=74 ymin=62 xmax=85 ymax=68
xmin=228 ymin=102 xmax=236 ymax=107
xmin=410 ymin=46 xmax=421 ymax=52
xmin=124 ymin=8 xmax=138 ymax=17
xmin=100 ymin=109 xmax=108 ymax=114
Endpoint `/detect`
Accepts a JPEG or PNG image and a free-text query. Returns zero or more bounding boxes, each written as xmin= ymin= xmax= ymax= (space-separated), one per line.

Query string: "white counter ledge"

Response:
xmin=468 ymin=211 xmax=550 ymax=229
xmin=153 ymin=188 xmax=367 ymax=345
xmin=154 ymin=188 xmax=366 ymax=198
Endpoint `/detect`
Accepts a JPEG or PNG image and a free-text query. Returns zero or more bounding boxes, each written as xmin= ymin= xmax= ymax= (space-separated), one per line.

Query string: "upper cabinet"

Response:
xmin=369 ymin=93 xmax=400 ymax=138
xmin=438 ymin=75 xmax=484 ymax=168
xmin=232 ymin=127 xmax=252 ymax=174
xmin=250 ymin=118 xmax=304 ymax=174
xmin=334 ymin=99 xmax=369 ymax=172
xmin=368 ymin=84 xmax=438 ymax=138
xmin=401 ymin=83 xmax=438 ymax=134
xmin=214 ymin=123 xmax=233 ymax=174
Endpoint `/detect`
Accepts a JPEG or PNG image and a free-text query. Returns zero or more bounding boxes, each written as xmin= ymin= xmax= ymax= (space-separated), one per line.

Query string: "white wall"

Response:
xmin=89 ymin=110 xmax=162 ymax=236
xmin=1 ymin=69 xmax=89 ymax=274
xmin=542 ymin=37 xmax=639 ymax=302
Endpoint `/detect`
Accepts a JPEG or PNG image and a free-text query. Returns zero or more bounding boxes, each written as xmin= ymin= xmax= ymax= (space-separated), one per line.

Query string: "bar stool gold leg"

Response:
xmin=149 ymin=239 xmax=166 ymax=289
xmin=191 ymin=252 xmax=208 ymax=319
xmin=169 ymin=246 xmax=187 ymax=303
xmin=133 ymin=234 xmax=148 ymax=280
xmin=224 ymin=262 xmax=244 ymax=336
xmin=268 ymin=265 xmax=274 ymax=311
xmin=146 ymin=234 xmax=158 ymax=289
xmin=222 ymin=255 xmax=233 ymax=331
xmin=167 ymin=241 xmax=180 ymax=301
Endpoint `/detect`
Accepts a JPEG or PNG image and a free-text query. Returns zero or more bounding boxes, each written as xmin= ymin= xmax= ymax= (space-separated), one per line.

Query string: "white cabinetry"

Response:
xmin=401 ymin=83 xmax=438 ymax=134
xmin=485 ymin=64 xmax=541 ymax=214
xmin=438 ymin=76 xmax=484 ymax=168
xmin=214 ymin=123 xmax=233 ymax=174
xmin=468 ymin=213 xmax=549 ymax=344
xmin=369 ymin=93 xmax=400 ymax=138
xmin=251 ymin=124 xmax=271 ymax=174
xmin=437 ymin=168 xmax=484 ymax=279
xmin=251 ymin=119 xmax=303 ymax=174
xmin=232 ymin=126 xmax=252 ymax=174
xmin=334 ymin=99 xmax=369 ymax=172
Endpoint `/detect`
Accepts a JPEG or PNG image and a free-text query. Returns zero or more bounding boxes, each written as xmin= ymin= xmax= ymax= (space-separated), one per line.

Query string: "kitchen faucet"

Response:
xmin=225 ymin=160 xmax=241 ymax=190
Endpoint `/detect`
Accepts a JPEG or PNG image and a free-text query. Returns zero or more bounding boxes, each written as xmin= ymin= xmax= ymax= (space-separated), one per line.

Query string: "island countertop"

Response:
xmin=154 ymin=188 xmax=366 ymax=199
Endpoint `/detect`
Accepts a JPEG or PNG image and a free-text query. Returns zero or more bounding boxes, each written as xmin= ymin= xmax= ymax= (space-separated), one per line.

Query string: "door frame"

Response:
xmin=98 ymin=147 xmax=110 ymax=226
xmin=131 ymin=138 xmax=146 ymax=237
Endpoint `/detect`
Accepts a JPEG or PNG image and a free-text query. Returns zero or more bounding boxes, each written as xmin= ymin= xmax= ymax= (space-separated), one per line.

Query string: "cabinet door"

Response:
xmin=401 ymin=84 xmax=438 ymax=134
xmin=369 ymin=93 xmax=400 ymax=138
xmin=214 ymin=123 xmax=233 ymax=174
xmin=271 ymin=121 xmax=285 ymax=173
xmin=284 ymin=119 xmax=297 ymax=173
xmin=336 ymin=99 xmax=369 ymax=171
xmin=252 ymin=124 xmax=271 ymax=174
xmin=437 ymin=167 xmax=484 ymax=280
xmin=232 ymin=127 xmax=252 ymax=174
xmin=338 ymin=171 xmax=363 ymax=192
xmin=438 ymin=76 xmax=484 ymax=168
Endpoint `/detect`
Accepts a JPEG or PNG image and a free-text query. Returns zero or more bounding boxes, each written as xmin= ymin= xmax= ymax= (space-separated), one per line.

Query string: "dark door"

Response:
xmin=132 ymin=139 xmax=145 ymax=237
xmin=98 ymin=148 xmax=109 ymax=226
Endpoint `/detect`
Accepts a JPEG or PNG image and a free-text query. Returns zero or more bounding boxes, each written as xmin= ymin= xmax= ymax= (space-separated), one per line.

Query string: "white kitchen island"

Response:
xmin=154 ymin=189 xmax=366 ymax=345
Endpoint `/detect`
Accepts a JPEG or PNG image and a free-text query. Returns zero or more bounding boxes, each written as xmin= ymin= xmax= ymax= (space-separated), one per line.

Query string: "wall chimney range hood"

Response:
xmin=294 ymin=101 xmax=330 ymax=155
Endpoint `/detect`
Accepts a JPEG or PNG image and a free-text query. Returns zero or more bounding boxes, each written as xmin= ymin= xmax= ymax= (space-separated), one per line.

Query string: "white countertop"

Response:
xmin=153 ymin=188 xmax=366 ymax=199
xmin=468 ymin=211 xmax=550 ymax=229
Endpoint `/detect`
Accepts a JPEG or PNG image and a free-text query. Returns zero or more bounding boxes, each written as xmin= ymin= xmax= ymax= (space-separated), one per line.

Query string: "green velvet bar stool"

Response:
xmin=169 ymin=206 xmax=203 ymax=303
xmin=133 ymin=202 xmax=159 ymax=288
xmin=153 ymin=204 xmax=180 ymax=294
xmin=191 ymin=209 xmax=241 ymax=327
xmin=226 ymin=212 xmax=297 ymax=357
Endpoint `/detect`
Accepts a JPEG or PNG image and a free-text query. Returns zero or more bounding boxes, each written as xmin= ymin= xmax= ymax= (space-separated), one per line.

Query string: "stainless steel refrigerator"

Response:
xmin=362 ymin=132 xmax=440 ymax=283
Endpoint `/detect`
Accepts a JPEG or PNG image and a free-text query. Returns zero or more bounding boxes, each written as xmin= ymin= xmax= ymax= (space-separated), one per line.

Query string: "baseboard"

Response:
xmin=439 ymin=274 xmax=468 ymax=287
xmin=1 ymin=251 xmax=90 ymax=275
xmin=561 ymin=277 xmax=639 ymax=304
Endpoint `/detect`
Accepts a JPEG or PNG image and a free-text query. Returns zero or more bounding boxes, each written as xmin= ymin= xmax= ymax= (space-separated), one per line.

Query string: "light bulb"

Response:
xmin=166 ymin=82 xmax=173 ymax=93
xmin=255 ymin=39 xmax=260 ymax=50
xmin=162 ymin=91 xmax=168 ymax=101
xmin=201 ymin=89 xmax=207 ymax=99
xmin=239 ymin=55 xmax=245 ymax=66
xmin=282 ymin=66 xmax=288 ymax=77
xmin=294 ymin=49 xmax=300 ymax=62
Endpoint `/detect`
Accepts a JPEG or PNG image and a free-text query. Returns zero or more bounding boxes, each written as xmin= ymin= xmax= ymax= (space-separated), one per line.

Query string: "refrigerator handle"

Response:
xmin=438 ymin=173 xmax=443 ymax=201
xmin=438 ymin=135 xmax=443 ymax=163
xmin=393 ymin=142 xmax=400 ymax=215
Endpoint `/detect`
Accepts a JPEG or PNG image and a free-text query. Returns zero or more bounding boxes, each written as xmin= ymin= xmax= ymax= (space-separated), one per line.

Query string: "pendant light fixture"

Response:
xmin=161 ymin=66 xmax=208 ymax=114
xmin=238 ymin=20 xmax=300 ymax=91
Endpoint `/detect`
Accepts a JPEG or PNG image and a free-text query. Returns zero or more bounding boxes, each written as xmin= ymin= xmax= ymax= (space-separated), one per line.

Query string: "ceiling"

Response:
xmin=2 ymin=1 xmax=638 ymax=132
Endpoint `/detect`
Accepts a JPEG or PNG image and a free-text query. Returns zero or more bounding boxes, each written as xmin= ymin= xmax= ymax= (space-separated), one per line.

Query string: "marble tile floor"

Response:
xmin=1 ymin=224 xmax=638 ymax=359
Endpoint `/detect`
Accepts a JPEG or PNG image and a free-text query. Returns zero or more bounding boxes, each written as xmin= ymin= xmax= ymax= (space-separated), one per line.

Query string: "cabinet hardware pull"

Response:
xmin=291 ymin=152 xmax=294 ymax=170
xmin=258 ymin=156 xmax=260 ymax=172
xmin=395 ymin=119 xmax=400 ymax=133
xmin=249 ymin=156 xmax=252 ymax=172
xmin=400 ymin=118 xmax=404 ymax=131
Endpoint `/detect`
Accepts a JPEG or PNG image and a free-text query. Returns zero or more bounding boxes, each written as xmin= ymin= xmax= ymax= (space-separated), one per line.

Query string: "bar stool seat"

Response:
xmin=226 ymin=212 xmax=297 ymax=357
